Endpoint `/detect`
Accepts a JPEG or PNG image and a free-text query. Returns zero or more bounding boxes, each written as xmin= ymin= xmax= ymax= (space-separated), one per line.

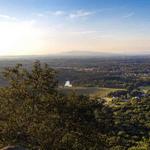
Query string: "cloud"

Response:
xmin=0 ymin=14 xmax=17 ymax=21
xmin=69 ymin=10 xmax=95 ymax=19
xmin=36 ymin=10 xmax=65 ymax=17
xmin=36 ymin=13 xmax=44 ymax=17
xmin=70 ymin=30 xmax=97 ymax=35
xmin=52 ymin=10 xmax=65 ymax=16
xmin=68 ymin=30 xmax=103 ymax=36
xmin=97 ymin=8 xmax=114 ymax=13
xmin=35 ymin=9 xmax=95 ymax=20
xmin=123 ymin=12 xmax=135 ymax=18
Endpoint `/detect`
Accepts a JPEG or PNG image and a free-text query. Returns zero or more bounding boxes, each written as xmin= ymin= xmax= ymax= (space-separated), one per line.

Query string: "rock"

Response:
xmin=0 ymin=146 xmax=27 ymax=150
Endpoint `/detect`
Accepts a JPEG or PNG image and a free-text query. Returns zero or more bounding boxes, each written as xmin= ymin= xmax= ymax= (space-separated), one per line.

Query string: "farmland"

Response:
xmin=59 ymin=86 xmax=123 ymax=98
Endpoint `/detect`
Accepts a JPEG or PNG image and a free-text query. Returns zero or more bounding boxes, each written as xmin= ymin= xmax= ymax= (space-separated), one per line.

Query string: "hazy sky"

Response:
xmin=0 ymin=0 xmax=150 ymax=55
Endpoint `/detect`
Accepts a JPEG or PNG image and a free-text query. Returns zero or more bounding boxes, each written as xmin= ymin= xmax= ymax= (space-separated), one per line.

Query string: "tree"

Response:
xmin=129 ymin=138 xmax=150 ymax=150
xmin=0 ymin=61 xmax=114 ymax=149
xmin=0 ymin=61 xmax=58 ymax=149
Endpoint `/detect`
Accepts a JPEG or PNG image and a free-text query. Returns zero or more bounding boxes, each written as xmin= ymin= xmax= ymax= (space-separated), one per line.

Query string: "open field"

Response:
xmin=90 ymin=88 xmax=125 ymax=98
xmin=140 ymin=86 xmax=150 ymax=93
xmin=59 ymin=87 xmax=124 ymax=98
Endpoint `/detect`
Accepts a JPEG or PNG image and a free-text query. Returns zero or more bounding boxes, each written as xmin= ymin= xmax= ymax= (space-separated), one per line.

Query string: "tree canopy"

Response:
xmin=0 ymin=61 xmax=150 ymax=150
xmin=0 ymin=61 xmax=114 ymax=149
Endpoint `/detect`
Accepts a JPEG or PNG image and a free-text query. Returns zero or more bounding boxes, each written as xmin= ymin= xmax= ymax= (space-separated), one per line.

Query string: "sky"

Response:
xmin=0 ymin=0 xmax=150 ymax=55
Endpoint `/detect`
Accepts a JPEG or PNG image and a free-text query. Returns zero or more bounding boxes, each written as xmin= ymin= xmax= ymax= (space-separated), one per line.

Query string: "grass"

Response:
xmin=90 ymin=88 xmax=123 ymax=98
xmin=59 ymin=86 xmax=124 ymax=98
xmin=59 ymin=87 xmax=100 ymax=96
xmin=140 ymin=86 xmax=150 ymax=93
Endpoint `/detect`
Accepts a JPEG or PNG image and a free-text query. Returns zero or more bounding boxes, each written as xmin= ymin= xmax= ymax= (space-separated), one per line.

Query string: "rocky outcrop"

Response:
xmin=0 ymin=146 xmax=27 ymax=150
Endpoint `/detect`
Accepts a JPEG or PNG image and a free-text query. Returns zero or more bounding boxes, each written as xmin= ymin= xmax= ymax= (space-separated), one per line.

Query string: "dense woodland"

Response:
xmin=0 ymin=60 xmax=150 ymax=149
xmin=0 ymin=56 xmax=149 ymax=88
xmin=57 ymin=57 xmax=150 ymax=88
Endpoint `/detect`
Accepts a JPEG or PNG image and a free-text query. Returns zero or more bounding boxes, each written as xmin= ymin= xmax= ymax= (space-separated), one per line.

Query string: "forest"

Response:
xmin=0 ymin=60 xmax=150 ymax=150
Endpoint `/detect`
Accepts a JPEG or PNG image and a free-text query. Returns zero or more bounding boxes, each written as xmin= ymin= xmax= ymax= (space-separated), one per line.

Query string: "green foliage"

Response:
xmin=0 ymin=61 xmax=113 ymax=149
xmin=129 ymin=138 xmax=150 ymax=150
xmin=112 ymin=96 xmax=150 ymax=148
xmin=0 ymin=61 xmax=150 ymax=149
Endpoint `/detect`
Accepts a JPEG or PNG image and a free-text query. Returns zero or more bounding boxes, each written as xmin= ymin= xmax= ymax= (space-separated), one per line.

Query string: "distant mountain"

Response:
xmin=58 ymin=50 xmax=118 ymax=58
xmin=0 ymin=50 xmax=149 ymax=60
xmin=57 ymin=50 xmax=150 ymax=58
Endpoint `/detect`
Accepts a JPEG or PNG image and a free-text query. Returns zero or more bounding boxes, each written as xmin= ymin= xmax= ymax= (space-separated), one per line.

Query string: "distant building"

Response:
xmin=64 ymin=80 xmax=72 ymax=87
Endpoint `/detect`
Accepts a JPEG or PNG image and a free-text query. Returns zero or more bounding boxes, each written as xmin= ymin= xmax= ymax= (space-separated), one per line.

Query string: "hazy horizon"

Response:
xmin=0 ymin=50 xmax=149 ymax=58
xmin=0 ymin=0 xmax=150 ymax=56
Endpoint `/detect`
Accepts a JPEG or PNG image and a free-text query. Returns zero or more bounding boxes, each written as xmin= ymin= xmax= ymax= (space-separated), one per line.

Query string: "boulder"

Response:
xmin=0 ymin=146 xmax=27 ymax=150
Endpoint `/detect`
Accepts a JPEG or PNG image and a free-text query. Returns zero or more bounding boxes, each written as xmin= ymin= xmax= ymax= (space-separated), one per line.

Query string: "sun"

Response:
xmin=0 ymin=20 xmax=46 ymax=56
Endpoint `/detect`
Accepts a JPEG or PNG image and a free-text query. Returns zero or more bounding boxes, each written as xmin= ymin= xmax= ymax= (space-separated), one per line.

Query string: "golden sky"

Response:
xmin=0 ymin=0 xmax=150 ymax=55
